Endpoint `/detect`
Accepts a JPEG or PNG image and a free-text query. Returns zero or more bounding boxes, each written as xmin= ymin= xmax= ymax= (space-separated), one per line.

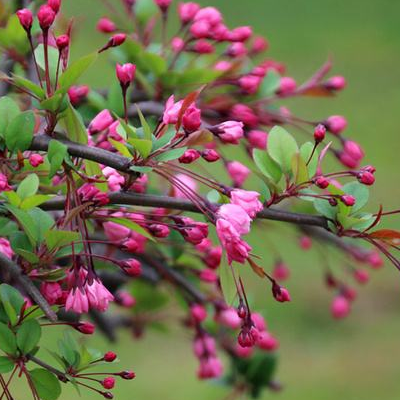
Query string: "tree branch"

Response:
xmin=0 ymin=253 xmax=57 ymax=321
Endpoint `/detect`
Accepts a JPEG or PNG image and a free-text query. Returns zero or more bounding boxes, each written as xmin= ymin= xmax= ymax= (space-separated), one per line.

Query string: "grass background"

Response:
xmin=13 ymin=0 xmax=400 ymax=399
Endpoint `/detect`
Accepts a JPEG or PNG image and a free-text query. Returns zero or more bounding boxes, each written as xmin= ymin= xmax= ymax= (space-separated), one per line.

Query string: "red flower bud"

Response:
xmin=357 ymin=171 xmax=375 ymax=186
xmin=104 ymin=351 xmax=117 ymax=362
xmin=97 ymin=17 xmax=116 ymax=33
xmin=123 ymin=259 xmax=142 ymax=277
xmin=325 ymin=75 xmax=346 ymax=91
xmin=16 ymin=9 xmax=33 ymax=32
xmin=201 ymin=149 xmax=220 ymax=162
xmin=102 ymin=377 xmax=115 ymax=389
xmin=154 ymin=0 xmax=172 ymax=12
xmin=37 ymin=5 xmax=56 ymax=30
xmin=56 ymin=34 xmax=69 ymax=50
xmin=47 ymin=0 xmax=61 ymax=13
xmin=179 ymin=149 xmax=200 ymax=164
xmin=272 ymin=283 xmax=291 ymax=303
xmin=75 ymin=322 xmax=95 ymax=334
xmin=314 ymin=124 xmax=326 ymax=143
xmin=119 ymin=371 xmax=136 ymax=380
xmin=116 ymin=63 xmax=136 ymax=87
xmin=314 ymin=176 xmax=330 ymax=189
xmin=102 ymin=392 xmax=114 ymax=399
xmin=99 ymin=33 xmax=126 ymax=53
xmin=341 ymin=195 xmax=356 ymax=207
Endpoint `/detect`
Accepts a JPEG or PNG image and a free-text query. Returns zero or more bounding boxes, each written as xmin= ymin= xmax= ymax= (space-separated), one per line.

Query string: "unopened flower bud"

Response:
xmin=75 ymin=322 xmax=95 ymax=334
xmin=56 ymin=34 xmax=69 ymax=50
xmin=116 ymin=63 xmax=136 ymax=87
xmin=201 ymin=149 xmax=220 ymax=162
xmin=16 ymin=9 xmax=33 ymax=32
xmin=97 ymin=17 xmax=116 ymax=33
xmin=341 ymin=195 xmax=356 ymax=207
xmin=119 ymin=371 xmax=136 ymax=380
xmin=29 ymin=154 xmax=44 ymax=168
xmin=331 ymin=296 xmax=350 ymax=319
xmin=99 ymin=33 xmax=126 ymax=53
xmin=102 ymin=377 xmax=115 ymax=389
xmin=272 ymin=283 xmax=291 ymax=302
xmin=325 ymin=75 xmax=346 ymax=91
xmin=314 ymin=124 xmax=326 ymax=143
xmin=37 ymin=5 xmax=56 ymax=30
xmin=104 ymin=351 xmax=117 ymax=362
xmin=314 ymin=176 xmax=329 ymax=189
xmin=154 ymin=0 xmax=172 ymax=12
xmin=179 ymin=149 xmax=200 ymax=164
xmin=324 ymin=115 xmax=347 ymax=135
xmin=47 ymin=0 xmax=61 ymax=13
xmin=357 ymin=171 xmax=375 ymax=186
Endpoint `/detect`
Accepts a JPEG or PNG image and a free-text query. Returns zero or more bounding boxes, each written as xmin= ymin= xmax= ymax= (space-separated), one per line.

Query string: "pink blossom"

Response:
xmin=248 ymin=130 xmax=268 ymax=149
xmin=190 ymin=304 xmax=207 ymax=322
xmin=230 ymin=104 xmax=258 ymax=127
xmin=251 ymin=313 xmax=267 ymax=332
xmin=325 ymin=115 xmax=347 ymax=135
xmin=199 ymin=268 xmax=218 ymax=283
xmin=65 ymin=288 xmax=89 ymax=314
xmin=0 ymin=238 xmax=13 ymax=259
xmin=358 ymin=171 xmax=375 ymax=186
xmin=173 ymin=173 xmax=198 ymax=199
xmin=367 ymin=251 xmax=384 ymax=269
xmin=201 ymin=149 xmax=220 ymax=162
xmin=272 ymin=261 xmax=290 ymax=281
xmin=227 ymin=161 xmax=250 ymax=187
xmin=235 ymin=343 xmax=253 ymax=358
xmin=103 ymin=167 xmax=125 ymax=192
xmin=115 ymin=290 xmax=136 ymax=307
xmin=178 ymin=217 xmax=209 ymax=245
xmin=16 ymin=8 xmax=33 ymax=31
xmin=88 ymin=109 xmax=114 ymax=134
xmin=104 ymin=221 xmax=130 ymax=242
xmin=179 ymin=149 xmax=200 ymax=164
xmin=214 ymin=60 xmax=232 ymax=72
xmin=154 ymin=0 xmax=172 ymax=11
xmin=214 ymin=121 xmax=244 ymax=144
xmin=331 ymin=296 xmax=350 ymax=319
xmin=192 ymin=39 xmax=215 ymax=54
xmin=178 ymin=2 xmax=200 ymax=24
xmin=278 ymin=76 xmax=297 ymax=94
xmin=217 ymin=203 xmax=251 ymax=236
xmin=171 ymin=37 xmax=185 ymax=52
xmin=226 ymin=42 xmax=247 ymax=57
xmin=68 ymin=85 xmax=89 ymax=106
xmin=197 ymin=357 xmax=223 ymax=380
xmin=193 ymin=335 xmax=216 ymax=357
xmin=41 ymin=282 xmax=62 ymax=305
xmin=85 ymin=278 xmax=114 ymax=312
xmin=190 ymin=20 xmax=211 ymax=39
xmin=149 ymin=223 xmax=170 ymax=238
xmin=194 ymin=7 xmax=222 ymax=26
xmin=204 ymin=246 xmax=222 ymax=269
xmin=230 ymin=189 xmax=263 ymax=218
xmin=251 ymin=36 xmax=268 ymax=53
xmin=343 ymin=140 xmax=364 ymax=161
xmin=217 ymin=308 xmax=242 ymax=329
xmin=299 ymin=236 xmax=312 ymax=250
xmin=29 ymin=154 xmax=44 ymax=168
xmin=37 ymin=4 xmax=56 ymax=30
xmin=56 ymin=35 xmax=69 ymax=50
xmin=325 ymin=75 xmax=346 ymax=91
xmin=216 ymin=219 xmax=252 ymax=264
xmin=123 ymin=259 xmax=142 ymax=277
xmin=47 ymin=0 xmax=61 ymax=13
xmin=102 ymin=377 xmax=115 ymax=389
xmin=354 ymin=269 xmax=369 ymax=284
xmin=0 ymin=173 xmax=11 ymax=192
xmin=257 ymin=331 xmax=279 ymax=351
xmin=97 ymin=17 xmax=116 ymax=33
xmin=163 ymin=95 xmax=183 ymax=125
xmin=229 ymin=26 xmax=252 ymax=42
xmin=116 ymin=63 xmax=136 ymax=87
xmin=78 ymin=184 xmax=109 ymax=206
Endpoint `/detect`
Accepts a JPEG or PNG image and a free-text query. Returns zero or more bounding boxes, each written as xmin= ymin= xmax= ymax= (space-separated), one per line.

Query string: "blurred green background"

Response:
xmin=14 ymin=0 xmax=400 ymax=399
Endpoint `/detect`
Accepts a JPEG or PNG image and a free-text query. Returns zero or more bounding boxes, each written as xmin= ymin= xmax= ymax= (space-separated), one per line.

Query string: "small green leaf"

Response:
xmin=342 ymin=182 xmax=369 ymax=213
xmin=16 ymin=174 xmax=39 ymax=200
xmin=128 ymin=138 xmax=152 ymax=158
xmin=39 ymin=93 xmax=65 ymax=113
xmin=136 ymin=105 xmax=152 ymax=140
xmin=253 ymin=148 xmax=282 ymax=183
xmin=300 ymin=142 xmax=319 ymax=177
xmin=142 ymin=52 xmax=167 ymax=76
xmin=267 ymin=126 xmax=299 ymax=173
xmin=291 ymin=153 xmax=309 ymax=185
xmin=313 ymin=197 xmax=337 ymax=220
xmin=0 ymin=96 xmax=20 ymax=137
xmin=0 ymin=323 xmax=17 ymax=354
xmin=47 ymin=140 xmax=68 ymax=178
xmin=152 ymin=129 xmax=175 ymax=151
xmin=109 ymin=138 xmax=132 ymax=158
xmin=17 ymin=320 xmax=41 ymax=354
xmin=34 ymin=44 xmax=59 ymax=83
xmin=257 ymin=70 xmax=281 ymax=97
xmin=58 ymin=53 xmax=98 ymax=93
xmin=12 ymin=75 xmax=45 ymax=100
xmin=30 ymin=368 xmax=62 ymax=400
xmin=3 ymin=190 xmax=22 ymax=207
xmin=5 ymin=204 xmax=38 ymax=246
xmin=60 ymin=103 xmax=88 ymax=144
xmin=20 ymin=195 xmax=54 ymax=210
xmin=5 ymin=111 xmax=35 ymax=153
xmin=129 ymin=165 xmax=152 ymax=173
xmin=0 ymin=356 xmax=14 ymax=373
xmin=44 ymin=229 xmax=80 ymax=251
xmin=154 ymin=147 xmax=187 ymax=162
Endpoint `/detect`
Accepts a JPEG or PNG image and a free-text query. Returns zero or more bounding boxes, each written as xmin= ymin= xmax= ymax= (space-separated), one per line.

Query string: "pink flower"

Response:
xmin=314 ymin=124 xmax=326 ymax=143
xmin=217 ymin=308 xmax=242 ymax=329
xmin=163 ymin=95 xmax=183 ymax=125
xmin=272 ymin=285 xmax=291 ymax=302
xmin=248 ymin=130 xmax=268 ymax=149
xmin=88 ymin=110 xmax=114 ymax=134
xmin=130 ymin=174 xmax=148 ymax=193
xmin=299 ymin=236 xmax=312 ymax=250
xmin=354 ymin=269 xmax=369 ymax=284
xmin=194 ymin=7 xmax=222 ymax=26
xmin=197 ymin=357 xmax=223 ymax=380
xmin=343 ymin=140 xmax=364 ymax=161
xmin=47 ymin=0 xmax=61 ymax=13
xmin=173 ymin=173 xmax=198 ymax=199
xmin=325 ymin=75 xmax=346 ymax=91
xmin=65 ymin=288 xmax=89 ymax=314
xmin=278 ymin=76 xmax=297 ymax=94
xmin=331 ymin=296 xmax=350 ymax=319
xmin=216 ymin=219 xmax=252 ymax=264
xmin=104 ymin=221 xmax=131 ymax=242
xmin=204 ymin=246 xmax=222 ymax=269
xmin=85 ymin=278 xmax=114 ymax=312
xmin=149 ymin=223 xmax=170 ymax=238
xmin=37 ymin=5 xmax=56 ymax=30
xmin=75 ymin=321 xmax=95 ymax=334
xmin=16 ymin=8 xmax=33 ymax=31
xmin=178 ymin=2 xmax=200 ymax=24
xmin=78 ymin=184 xmax=109 ymax=206
xmin=0 ymin=238 xmax=13 ymax=259
xmin=192 ymin=40 xmax=215 ymax=54
xmin=229 ymin=26 xmax=252 ymax=42
xmin=154 ymin=0 xmax=172 ymax=11
xmin=199 ymin=268 xmax=218 ymax=283
xmin=251 ymin=313 xmax=267 ymax=331
xmin=171 ymin=37 xmax=185 ymax=52
xmin=257 ymin=331 xmax=279 ymax=351
xmin=190 ymin=20 xmax=211 ymax=39
xmin=97 ymin=17 xmax=116 ymax=33
xmin=235 ymin=343 xmax=253 ymax=358
xmin=367 ymin=251 xmax=383 ymax=269
xmin=178 ymin=217 xmax=209 ymax=245
xmin=272 ymin=261 xmax=290 ymax=281
xmin=226 ymin=42 xmax=247 ymax=57
xmin=325 ymin=115 xmax=347 ymax=135
xmin=230 ymin=189 xmax=263 ymax=218
xmin=190 ymin=304 xmax=207 ymax=322
xmin=230 ymin=104 xmax=258 ymax=127
xmin=104 ymin=351 xmax=117 ymax=362
xmin=213 ymin=121 xmax=244 ymax=144
xmin=115 ymin=290 xmax=136 ymax=307
xmin=179 ymin=149 xmax=200 ymax=164
xmin=116 ymin=63 xmax=136 ymax=87
xmin=123 ymin=259 xmax=142 ymax=277
xmin=103 ymin=167 xmax=125 ymax=192
xmin=193 ymin=335 xmax=216 ymax=357
xmin=227 ymin=161 xmax=250 ymax=187
xmin=68 ymin=85 xmax=89 ymax=106
xmin=217 ymin=203 xmax=251 ymax=235
xmin=29 ymin=154 xmax=44 ymax=168
xmin=0 ymin=173 xmax=11 ymax=192
xmin=41 ymin=282 xmax=62 ymax=305
xmin=251 ymin=36 xmax=268 ymax=53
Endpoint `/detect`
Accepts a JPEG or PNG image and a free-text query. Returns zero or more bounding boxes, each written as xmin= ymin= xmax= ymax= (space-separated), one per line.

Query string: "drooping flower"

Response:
xmin=65 ymin=288 xmax=89 ymax=314
xmin=230 ymin=189 xmax=263 ymax=218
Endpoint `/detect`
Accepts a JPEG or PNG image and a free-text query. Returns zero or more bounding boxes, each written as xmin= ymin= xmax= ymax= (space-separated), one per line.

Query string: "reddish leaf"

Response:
xmin=369 ymin=229 xmax=400 ymax=244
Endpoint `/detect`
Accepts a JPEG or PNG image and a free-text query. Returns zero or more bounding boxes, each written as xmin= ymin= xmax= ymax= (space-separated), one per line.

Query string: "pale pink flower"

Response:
xmin=217 ymin=203 xmax=251 ymax=235
xmin=230 ymin=189 xmax=263 ymax=218
xmin=65 ymin=288 xmax=89 ymax=314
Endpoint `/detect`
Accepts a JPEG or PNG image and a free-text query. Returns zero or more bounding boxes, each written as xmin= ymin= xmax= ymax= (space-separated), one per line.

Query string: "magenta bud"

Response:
xmin=116 ymin=63 xmax=136 ymax=87
xmin=75 ymin=322 xmax=95 ymax=334
xmin=357 ymin=171 xmax=375 ymax=186
xmin=272 ymin=282 xmax=291 ymax=303
xmin=201 ymin=149 xmax=220 ymax=162
xmin=324 ymin=115 xmax=347 ymax=135
xmin=178 ymin=149 xmax=201 ymax=164
xmin=102 ymin=392 xmax=114 ymax=399
xmin=104 ymin=351 xmax=117 ymax=362
xmin=37 ymin=4 xmax=56 ymax=30
xmin=178 ymin=2 xmax=200 ymax=24
xmin=29 ymin=154 xmax=44 ymax=168
xmin=99 ymin=33 xmax=126 ymax=53
xmin=314 ymin=124 xmax=326 ymax=143
xmin=16 ymin=9 xmax=33 ymax=32
xmin=314 ymin=176 xmax=329 ymax=189
xmin=119 ymin=371 xmax=136 ymax=380
xmin=102 ymin=377 xmax=115 ymax=389
xmin=325 ymin=75 xmax=346 ymax=91
xmin=331 ymin=296 xmax=350 ymax=319
xmin=56 ymin=34 xmax=69 ymax=50
xmin=154 ymin=0 xmax=172 ymax=12
xmin=97 ymin=17 xmax=116 ymax=33
xmin=340 ymin=195 xmax=356 ymax=207
xmin=47 ymin=0 xmax=62 ymax=13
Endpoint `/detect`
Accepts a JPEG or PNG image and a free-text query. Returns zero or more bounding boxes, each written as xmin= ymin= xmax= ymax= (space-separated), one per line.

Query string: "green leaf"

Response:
xmin=300 ymin=142 xmax=319 ymax=177
xmin=0 ymin=356 xmax=14 ymax=373
xmin=0 ymin=96 xmax=20 ymax=138
xmin=17 ymin=320 xmax=41 ymax=354
xmin=16 ymin=174 xmax=39 ymax=200
xmin=136 ymin=105 xmax=152 ymax=140
xmin=267 ymin=126 xmax=299 ymax=173
xmin=129 ymin=165 xmax=152 ymax=173
xmin=219 ymin=261 xmax=237 ymax=305
xmin=257 ymin=70 xmax=281 ymax=97
xmin=253 ymin=149 xmax=282 ymax=183
xmin=39 ymin=93 xmax=65 ymax=113
xmin=47 ymin=140 xmax=68 ymax=178
xmin=20 ymin=195 xmax=54 ymax=210
xmin=0 ymin=323 xmax=17 ymax=354
xmin=30 ymin=368 xmax=62 ymax=400
xmin=3 ymin=190 xmax=22 ymax=207
xmin=152 ymin=129 xmax=175 ymax=151
xmin=34 ymin=44 xmax=59 ymax=83
xmin=109 ymin=138 xmax=132 ymax=158
xmin=5 ymin=111 xmax=35 ymax=153
xmin=291 ymin=153 xmax=309 ymax=185
xmin=142 ymin=52 xmax=167 ymax=76
xmin=60 ymin=103 xmax=88 ymax=144
xmin=342 ymin=182 xmax=369 ymax=213
xmin=12 ymin=74 xmax=45 ymax=100
xmin=0 ymin=284 xmax=25 ymax=319
xmin=128 ymin=138 xmax=152 ymax=158
xmin=28 ymin=208 xmax=55 ymax=244
xmin=105 ymin=217 xmax=154 ymax=241
xmin=58 ymin=53 xmax=98 ymax=93
xmin=313 ymin=197 xmax=337 ymax=220
xmin=154 ymin=147 xmax=187 ymax=162
xmin=44 ymin=230 xmax=80 ymax=251
xmin=5 ymin=204 xmax=38 ymax=245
